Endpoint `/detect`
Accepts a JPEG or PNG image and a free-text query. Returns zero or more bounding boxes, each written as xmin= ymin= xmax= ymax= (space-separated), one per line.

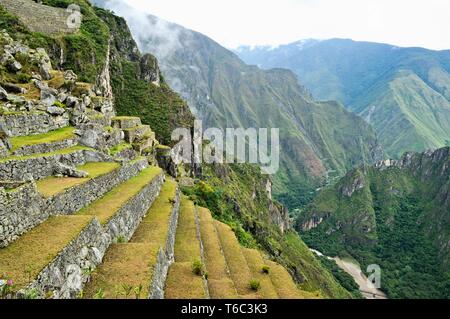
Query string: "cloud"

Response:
xmin=92 ymin=0 xmax=189 ymax=58
xmin=93 ymin=0 xmax=450 ymax=50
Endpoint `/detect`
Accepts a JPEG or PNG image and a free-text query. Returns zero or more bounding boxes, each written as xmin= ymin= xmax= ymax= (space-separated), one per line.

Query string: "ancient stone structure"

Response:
xmin=0 ymin=0 xmax=80 ymax=35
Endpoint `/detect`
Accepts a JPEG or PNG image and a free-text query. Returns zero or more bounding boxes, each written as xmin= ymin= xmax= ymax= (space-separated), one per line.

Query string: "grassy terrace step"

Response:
xmin=165 ymin=198 xmax=206 ymax=299
xmin=0 ymin=145 xmax=91 ymax=163
xmin=9 ymin=127 xmax=76 ymax=153
xmin=198 ymin=207 xmax=238 ymax=299
xmin=213 ymin=220 xmax=259 ymax=298
xmin=265 ymin=260 xmax=318 ymax=299
xmin=241 ymin=248 xmax=279 ymax=299
xmin=78 ymin=167 xmax=162 ymax=225
xmin=0 ymin=215 xmax=93 ymax=291
xmin=36 ymin=162 xmax=120 ymax=198
xmin=83 ymin=180 xmax=178 ymax=299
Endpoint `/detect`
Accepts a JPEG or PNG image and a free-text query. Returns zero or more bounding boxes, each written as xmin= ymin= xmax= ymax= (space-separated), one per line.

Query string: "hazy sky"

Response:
xmin=118 ymin=0 xmax=450 ymax=50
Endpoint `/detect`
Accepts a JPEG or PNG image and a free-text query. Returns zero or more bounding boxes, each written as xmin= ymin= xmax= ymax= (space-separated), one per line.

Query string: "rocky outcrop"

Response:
xmin=140 ymin=54 xmax=160 ymax=86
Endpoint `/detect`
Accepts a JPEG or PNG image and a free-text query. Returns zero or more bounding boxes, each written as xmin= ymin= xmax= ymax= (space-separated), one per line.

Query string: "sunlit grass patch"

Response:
xmin=0 ymin=215 xmax=93 ymax=290
xmin=198 ymin=207 xmax=238 ymax=298
xmin=164 ymin=262 xmax=206 ymax=299
xmin=78 ymin=167 xmax=162 ymax=224
xmin=9 ymin=127 xmax=76 ymax=152
xmin=241 ymin=248 xmax=278 ymax=298
xmin=132 ymin=179 xmax=177 ymax=243
xmin=173 ymin=198 xmax=200 ymax=262
xmin=213 ymin=220 xmax=257 ymax=297
xmin=83 ymin=243 xmax=158 ymax=299
xmin=36 ymin=162 xmax=120 ymax=198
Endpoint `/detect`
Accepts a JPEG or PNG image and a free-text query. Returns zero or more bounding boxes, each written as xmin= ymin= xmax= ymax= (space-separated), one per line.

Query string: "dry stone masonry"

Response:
xmin=0 ymin=0 xmax=79 ymax=35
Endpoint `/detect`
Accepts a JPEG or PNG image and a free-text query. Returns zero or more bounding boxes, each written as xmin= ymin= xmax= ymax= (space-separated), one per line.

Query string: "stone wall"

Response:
xmin=0 ymin=149 xmax=110 ymax=181
xmin=0 ymin=182 xmax=41 ymax=247
xmin=8 ymin=168 xmax=165 ymax=299
xmin=0 ymin=0 xmax=79 ymax=36
xmin=12 ymin=138 xmax=79 ymax=157
xmin=45 ymin=158 xmax=148 ymax=216
xmin=148 ymin=187 xmax=180 ymax=299
xmin=104 ymin=172 xmax=165 ymax=242
xmin=0 ymin=158 xmax=148 ymax=248
xmin=0 ymin=112 xmax=69 ymax=137
xmin=18 ymin=218 xmax=109 ymax=299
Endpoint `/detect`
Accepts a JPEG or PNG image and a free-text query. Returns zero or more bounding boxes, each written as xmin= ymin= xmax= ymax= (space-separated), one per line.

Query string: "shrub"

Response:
xmin=17 ymin=72 xmax=31 ymax=83
xmin=261 ymin=266 xmax=270 ymax=274
xmin=249 ymin=279 xmax=261 ymax=291
xmin=192 ymin=259 xmax=205 ymax=276
xmin=93 ymin=288 xmax=105 ymax=299
xmin=116 ymin=235 xmax=127 ymax=243
xmin=53 ymin=100 xmax=66 ymax=109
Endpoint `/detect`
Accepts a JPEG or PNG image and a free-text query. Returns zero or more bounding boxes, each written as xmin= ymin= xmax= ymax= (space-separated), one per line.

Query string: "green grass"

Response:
xmin=165 ymin=198 xmax=206 ymax=299
xmin=213 ymin=220 xmax=258 ymax=297
xmin=241 ymin=248 xmax=279 ymax=299
xmin=10 ymin=127 xmax=76 ymax=152
xmin=131 ymin=179 xmax=178 ymax=243
xmin=173 ymin=198 xmax=200 ymax=262
xmin=0 ymin=215 xmax=93 ymax=290
xmin=35 ymin=162 xmax=120 ymax=198
xmin=78 ymin=166 xmax=162 ymax=224
xmin=165 ymin=262 xmax=207 ymax=299
xmin=198 ymin=207 xmax=238 ymax=298
xmin=84 ymin=179 xmax=178 ymax=299
xmin=109 ymin=143 xmax=132 ymax=156
xmin=0 ymin=145 xmax=91 ymax=163
xmin=265 ymin=260 xmax=318 ymax=299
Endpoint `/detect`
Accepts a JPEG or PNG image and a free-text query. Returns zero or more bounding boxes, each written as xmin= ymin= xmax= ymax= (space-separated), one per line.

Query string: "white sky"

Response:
xmin=122 ymin=0 xmax=450 ymax=50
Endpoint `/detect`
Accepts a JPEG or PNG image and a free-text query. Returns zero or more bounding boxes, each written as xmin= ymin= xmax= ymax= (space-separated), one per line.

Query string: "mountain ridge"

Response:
xmin=236 ymin=38 xmax=450 ymax=158
xmin=91 ymin=1 xmax=384 ymax=208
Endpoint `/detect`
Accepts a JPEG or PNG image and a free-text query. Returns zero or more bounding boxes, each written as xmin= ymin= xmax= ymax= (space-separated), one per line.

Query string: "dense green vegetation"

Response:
xmin=298 ymin=148 xmax=450 ymax=298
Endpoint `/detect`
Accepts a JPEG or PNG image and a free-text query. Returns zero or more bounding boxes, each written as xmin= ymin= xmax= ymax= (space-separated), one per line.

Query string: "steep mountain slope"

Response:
xmin=297 ymin=147 xmax=450 ymax=298
xmin=91 ymin=1 xmax=383 ymax=207
xmin=236 ymin=39 xmax=450 ymax=158
xmin=0 ymin=0 xmax=353 ymax=299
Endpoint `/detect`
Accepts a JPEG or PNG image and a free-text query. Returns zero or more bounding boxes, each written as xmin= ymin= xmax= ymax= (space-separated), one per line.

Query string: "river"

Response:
xmin=310 ymin=249 xmax=387 ymax=299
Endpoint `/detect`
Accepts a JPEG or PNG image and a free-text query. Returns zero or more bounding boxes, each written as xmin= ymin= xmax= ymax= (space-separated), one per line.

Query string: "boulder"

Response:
xmin=65 ymin=96 xmax=79 ymax=108
xmin=53 ymin=163 xmax=88 ymax=178
xmin=40 ymin=87 xmax=57 ymax=107
xmin=34 ymin=48 xmax=53 ymax=80
xmin=46 ymin=106 xmax=66 ymax=116
xmin=6 ymin=94 xmax=26 ymax=105
xmin=2 ymin=82 xmax=26 ymax=94
xmin=6 ymin=59 xmax=22 ymax=73
xmin=64 ymin=70 xmax=78 ymax=82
